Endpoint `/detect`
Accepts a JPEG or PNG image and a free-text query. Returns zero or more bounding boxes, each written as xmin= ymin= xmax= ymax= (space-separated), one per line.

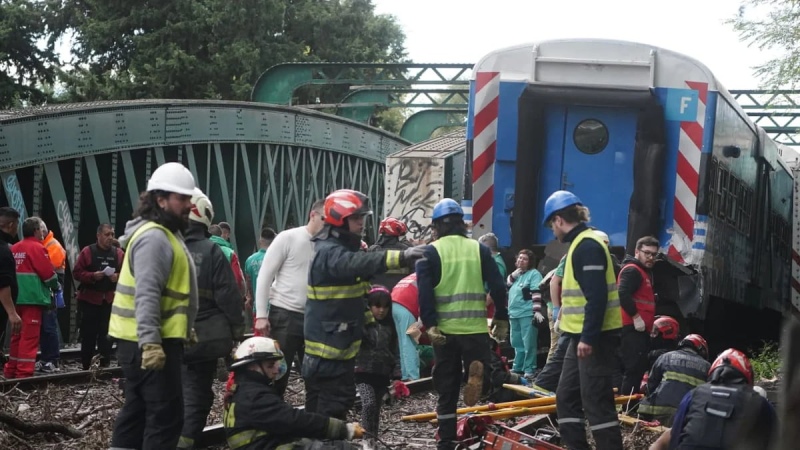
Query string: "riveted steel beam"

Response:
xmin=399 ymin=110 xmax=468 ymax=143
xmin=731 ymin=90 xmax=800 ymax=146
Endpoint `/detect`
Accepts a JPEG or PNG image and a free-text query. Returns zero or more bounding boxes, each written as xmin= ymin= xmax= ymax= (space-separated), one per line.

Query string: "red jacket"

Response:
xmin=392 ymin=273 xmax=419 ymax=318
xmin=11 ymin=237 xmax=58 ymax=306
xmin=617 ymin=263 xmax=656 ymax=331
xmin=73 ymin=244 xmax=124 ymax=305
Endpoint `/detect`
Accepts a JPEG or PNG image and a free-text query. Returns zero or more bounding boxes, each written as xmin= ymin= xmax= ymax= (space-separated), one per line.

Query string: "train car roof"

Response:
xmin=472 ymin=39 xmax=756 ymax=133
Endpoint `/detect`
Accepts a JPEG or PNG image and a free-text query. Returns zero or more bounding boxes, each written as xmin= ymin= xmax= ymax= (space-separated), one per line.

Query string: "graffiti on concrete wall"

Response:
xmin=57 ymin=200 xmax=80 ymax=271
xmin=385 ymin=157 xmax=443 ymax=243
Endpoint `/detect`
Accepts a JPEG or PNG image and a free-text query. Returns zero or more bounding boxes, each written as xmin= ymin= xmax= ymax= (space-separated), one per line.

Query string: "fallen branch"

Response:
xmin=74 ymin=403 xmax=116 ymax=421
xmin=0 ymin=410 xmax=83 ymax=438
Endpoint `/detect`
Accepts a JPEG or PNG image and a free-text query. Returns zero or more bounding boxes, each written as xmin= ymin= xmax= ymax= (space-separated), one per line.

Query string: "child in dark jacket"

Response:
xmin=355 ymin=285 xmax=404 ymax=450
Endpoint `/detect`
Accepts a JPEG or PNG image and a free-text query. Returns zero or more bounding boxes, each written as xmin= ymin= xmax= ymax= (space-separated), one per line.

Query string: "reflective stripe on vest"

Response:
xmin=108 ymin=222 xmax=191 ymax=342
xmin=560 ymin=228 xmax=622 ymax=334
xmin=617 ymin=263 xmax=656 ymax=329
xmin=431 ymin=235 xmax=486 ymax=334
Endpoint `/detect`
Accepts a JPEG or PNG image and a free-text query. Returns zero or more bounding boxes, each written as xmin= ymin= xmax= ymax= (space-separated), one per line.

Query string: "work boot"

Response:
xmin=463 ymin=360 xmax=484 ymax=407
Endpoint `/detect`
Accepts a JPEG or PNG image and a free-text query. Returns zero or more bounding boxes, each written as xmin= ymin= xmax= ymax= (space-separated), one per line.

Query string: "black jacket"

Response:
xmin=639 ymin=348 xmax=710 ymax=424
xmin=367 ymin=236 xmax=412 ymax=290
xmin=184 ymin=224 xmax=244 ymax=361
xmin=355 ymin=315 xmax=400 ymax=379
xmin=224 ymin=370 xmax=349 ymax=449
xmin=0 ymin=229 xmax=17 ymax=302
xmin=486 ymin=346 xmax=525 ymax=402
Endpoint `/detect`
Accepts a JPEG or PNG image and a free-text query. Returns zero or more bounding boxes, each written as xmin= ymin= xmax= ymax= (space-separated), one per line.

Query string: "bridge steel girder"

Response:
xmin=332 ymin=88 xmax=469 ymax=124
xmin=399 ymin=110 xmax=468 ymax=143
xmin=730 ymin=90 xmax=800 ymax=146
xmin=250 ymin=63 xmax=472 ymax=105
xmin=0 ymin=100 xmax=407 ymax=341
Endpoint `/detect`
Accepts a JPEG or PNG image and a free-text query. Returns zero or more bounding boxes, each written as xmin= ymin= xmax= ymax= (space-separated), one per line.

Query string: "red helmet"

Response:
xmin=709 ymin=348 xmax=753 ymax=385
xmin=651 ymin=316 xmax=680 ymax=341
xmin=679 ymin=334 xmax=709 ymax=360
xmin=379 ymin=217 xmax=408 ymax=237
xmin=323 ymin=189 xmax=372 ymax=227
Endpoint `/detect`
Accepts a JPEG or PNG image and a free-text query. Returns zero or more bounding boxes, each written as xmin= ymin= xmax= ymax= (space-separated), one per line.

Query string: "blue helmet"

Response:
xmin=432 ymin=198 xmax=463 ymax=221
xmin=542 ymin=191 xmax=582 ymax=225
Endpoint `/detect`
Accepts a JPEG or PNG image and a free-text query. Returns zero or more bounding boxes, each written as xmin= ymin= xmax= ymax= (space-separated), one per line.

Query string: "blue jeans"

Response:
xmin=40 ymin=308 xmax=61 ymax=363
xmin=391 ymin=303 xmax=420 ymax=380
xmin=510 ymin=316 xmax=538 ymax=374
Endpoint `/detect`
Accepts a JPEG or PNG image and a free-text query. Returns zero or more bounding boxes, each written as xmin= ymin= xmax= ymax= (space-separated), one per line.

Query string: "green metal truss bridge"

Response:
xmin=1 ymin=63 xmax=798 ymax=341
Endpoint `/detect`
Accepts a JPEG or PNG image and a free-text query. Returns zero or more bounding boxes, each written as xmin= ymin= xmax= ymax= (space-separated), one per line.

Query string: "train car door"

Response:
xmin=536 ymin=105 xmax=638 ymax=246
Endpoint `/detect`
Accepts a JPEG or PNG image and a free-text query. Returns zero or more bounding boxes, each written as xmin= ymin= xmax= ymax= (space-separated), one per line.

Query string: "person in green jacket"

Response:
xmin=209 ymin=224 xmax=246 ymax=297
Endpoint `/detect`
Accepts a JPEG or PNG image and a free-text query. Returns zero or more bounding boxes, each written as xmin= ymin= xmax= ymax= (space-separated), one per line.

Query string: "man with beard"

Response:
xmin=108 ymin=162 xmax=200 ymax=450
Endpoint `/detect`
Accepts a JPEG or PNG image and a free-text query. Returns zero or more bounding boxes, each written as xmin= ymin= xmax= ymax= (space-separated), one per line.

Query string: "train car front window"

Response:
xmin=573 ymin=119 xmax=608 ymax=154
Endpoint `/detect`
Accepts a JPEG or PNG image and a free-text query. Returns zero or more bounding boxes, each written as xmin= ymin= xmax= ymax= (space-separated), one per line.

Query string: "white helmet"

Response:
xmin=231 ymin=337 xmax=287 ymax=379
xmin=189 ymin=188 xmax=214 ymax=228
xmin=593 ymin=229 xmax=610 ymax=245
xmin=147 ymin=162 xmax=196 ymax=196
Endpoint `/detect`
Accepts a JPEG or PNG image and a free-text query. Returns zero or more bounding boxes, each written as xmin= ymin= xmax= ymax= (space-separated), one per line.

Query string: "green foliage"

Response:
xmin=728 ymin=0 xmax=800 ymax=88
xmin=0 ymin=0 xmax=59 ymax=108
xmin=49 ymin=0 xmax=407 ymax=102
xmin=749 ymin=341 xmax=781 ymax=382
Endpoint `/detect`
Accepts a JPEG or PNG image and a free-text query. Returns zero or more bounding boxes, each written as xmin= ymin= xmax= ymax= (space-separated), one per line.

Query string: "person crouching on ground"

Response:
xmin=224 ymin=336 xmax=365 ymax=450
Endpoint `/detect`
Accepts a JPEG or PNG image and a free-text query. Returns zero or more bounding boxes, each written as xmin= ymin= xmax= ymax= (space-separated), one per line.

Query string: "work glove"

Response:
xmin=533 ymin=311 xmax=545 ymax=324
xmin=518 ymin=375 xmax=530 ymax=386
xmin=426 ymin=326 xmax=447 ymax=346
xmin=490 ymin=319 xmax=509 ymax=342
xmin=632 ymin=314 xmax=646 ymax=332
xmin=141 ymin=343 xmax=166 ymax=370
xmin=392 ymin=380 xmax=410 ymax=399
xmin=401 ymin=246 xmax=427 ymax=267
xmin=187 ymin=328 xmax=199 ymax=346
xmin=346 ymin=423 xmax=366 ymax=439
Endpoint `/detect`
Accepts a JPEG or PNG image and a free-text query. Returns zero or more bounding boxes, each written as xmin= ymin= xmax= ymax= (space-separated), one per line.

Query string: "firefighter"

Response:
xmin=224 ymin=336 xmax=365 ymax=450
xmin=178 ymin=188 xmax=245 ymax=449
xmin=542 ymin=190 xmax=623 ymax=450
xmin=638 ymin=334 xmax=710 ymax=426
xmin=367 ymin=217 xmax=412 ymax=290
xmin=304 ymin=189 xmax=424 ymax=420
xmin=416 ymin=198 xmax=509 ymax=450
xmin=648 ymin=316 xmax=681 ymax=367
xmin=617 ymin=235 xmax=660 ymax=396
xmin=108 ymin=162 xmax=199 ymax=450
xmin=649 ymin=348 xmax=777 ymax=450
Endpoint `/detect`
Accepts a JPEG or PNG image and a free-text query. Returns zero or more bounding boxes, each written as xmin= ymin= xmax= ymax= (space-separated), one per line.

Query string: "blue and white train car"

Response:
xmin=466 ymin=39 xmax=791 ymax=344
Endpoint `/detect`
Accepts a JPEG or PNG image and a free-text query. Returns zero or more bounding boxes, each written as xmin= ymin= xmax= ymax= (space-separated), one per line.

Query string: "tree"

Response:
xmin=50 ymin=0 xmax=407 ymax=102
xmin=0 ymin=0 xmax=59 ymax=108
xmin=728 ymin=0 xmax=800 ymax=88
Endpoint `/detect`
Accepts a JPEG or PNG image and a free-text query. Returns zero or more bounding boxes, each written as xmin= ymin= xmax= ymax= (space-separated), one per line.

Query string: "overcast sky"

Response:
xmin=373 ymin=0 xmax=773 ymax=90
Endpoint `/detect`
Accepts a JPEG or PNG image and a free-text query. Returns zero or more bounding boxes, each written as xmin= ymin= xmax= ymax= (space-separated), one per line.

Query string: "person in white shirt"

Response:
xmin=254 ymin=199 xmax=325 ymax=397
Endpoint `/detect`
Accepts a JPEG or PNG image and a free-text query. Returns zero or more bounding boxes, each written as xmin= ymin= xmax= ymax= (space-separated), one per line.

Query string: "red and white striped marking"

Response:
xmin=472 ymin=72 xmax=500 ymax=237
xmin=667 ymin=81 xmax=708 ymax=265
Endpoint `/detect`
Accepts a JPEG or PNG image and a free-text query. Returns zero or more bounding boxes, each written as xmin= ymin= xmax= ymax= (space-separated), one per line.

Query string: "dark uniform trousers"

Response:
xmin=432 ymin=333 xmax=491 ymax=450
xmin=556 ymin=333 xmax=623 ymax=450
xmin=78 ymin=301 xmax=113 ymax=369
xmin=111 ymin=339 xmax=184 ymax=450
xmin=178 ymin=359 xmax=218 ymax=448
xmin=303 ymin=356 xmax=356 ymax=421
xmin=269 ymin=305 xmax=305 ymax=397
xmin=620 ymin=325 xmax=650 ymax=396
xmin=535 ymin=332 xmax=570 ymax=392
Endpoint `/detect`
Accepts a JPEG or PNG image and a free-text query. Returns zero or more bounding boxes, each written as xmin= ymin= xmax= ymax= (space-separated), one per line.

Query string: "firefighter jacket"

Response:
xmin=108 ymin=219 xmax=198 ymax=345
xmin=417 ymin=234 xmax=508 ymax=332
xmin=559 ymin=224 xmax=622 ymax=344
xmin=617 ymin=256 xmax=656 ymax=331
xmin=367 ymin=235 xmax=411 ymax=290
xmin=11 ymin=237 xmax=58 ymax=306
xmin=183 ymin=224 xmax=244 ymax=362
xmin=73 ymin=243 xmax=123 ymax=305
xmin=354 ymin=315 xmax=400 ymax=379
xmin=638 ymin=348 xmax=710 ymax=424
xmin=304 ymin=226 xmax=404 ymax=370
xmin=223 ymin=370 xmax=350 ymax=449
xmin=671 ymin=380 xmax=776 ymax=449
